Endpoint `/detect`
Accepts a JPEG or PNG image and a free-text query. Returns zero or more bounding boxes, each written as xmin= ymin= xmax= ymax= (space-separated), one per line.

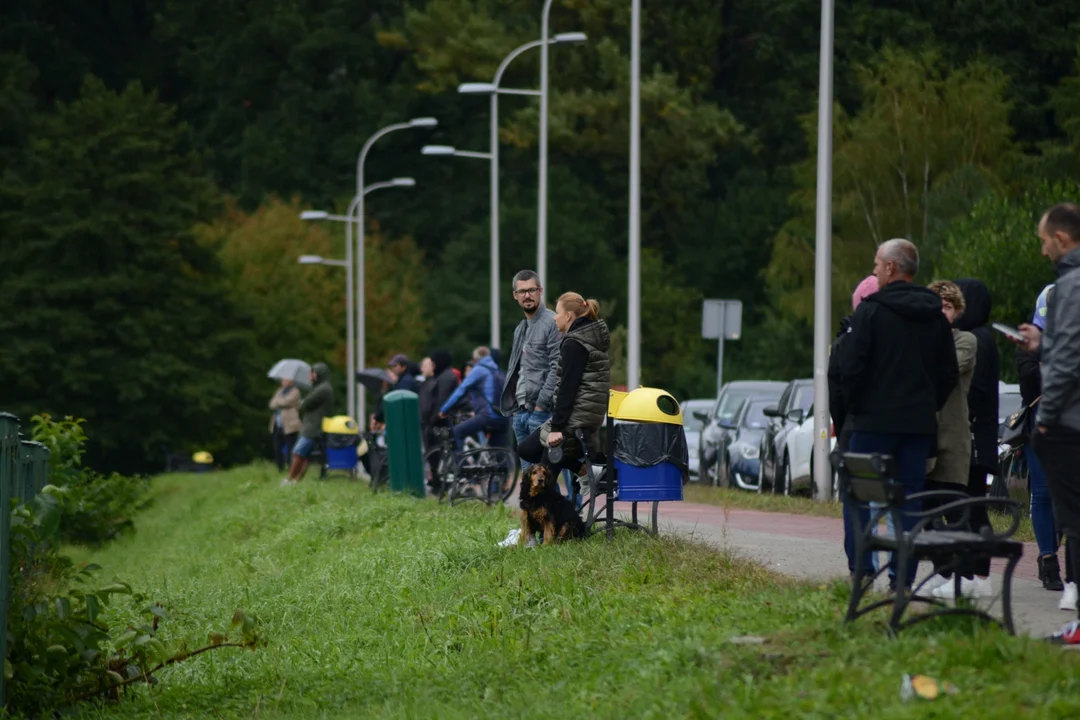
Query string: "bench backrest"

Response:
xmin=834 ymin=452 xmax=904 ymax=506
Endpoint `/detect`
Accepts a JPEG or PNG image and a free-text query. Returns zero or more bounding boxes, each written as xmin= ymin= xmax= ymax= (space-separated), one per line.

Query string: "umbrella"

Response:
xmin=356 ymin=368 xmax=392 ymax=394
xmin=268 ymin=359 xmax=313 ymax=389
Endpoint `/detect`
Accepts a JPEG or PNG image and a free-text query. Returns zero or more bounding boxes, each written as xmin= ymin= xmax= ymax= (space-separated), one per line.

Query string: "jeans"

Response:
xmin=452 ymin=414 xmax=509 ymax=452
xmin=848 ymin=431 xmax=934 ymax=588
xmin=1027 ymin=444 xmax=1059 ymax=557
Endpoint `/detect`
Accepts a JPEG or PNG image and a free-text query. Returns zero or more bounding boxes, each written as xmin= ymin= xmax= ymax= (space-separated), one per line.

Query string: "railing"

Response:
xmin=0 ymin=413 xmax=52 ymax=708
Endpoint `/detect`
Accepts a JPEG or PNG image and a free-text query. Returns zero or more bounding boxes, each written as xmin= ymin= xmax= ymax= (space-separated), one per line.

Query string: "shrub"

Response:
xmin=29 ymin=415 xmax=149 ymax=545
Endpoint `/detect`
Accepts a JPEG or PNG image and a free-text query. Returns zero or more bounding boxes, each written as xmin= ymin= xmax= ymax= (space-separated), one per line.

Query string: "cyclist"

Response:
xmin=439 ymin=346 xmax=509 ymax=452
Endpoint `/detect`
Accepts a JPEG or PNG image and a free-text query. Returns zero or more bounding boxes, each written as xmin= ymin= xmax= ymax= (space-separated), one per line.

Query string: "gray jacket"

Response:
xmin=499 ymin=307 xmax=561 ymax=415
xmin=1038 ymin=247 xmax=1080 ymax=432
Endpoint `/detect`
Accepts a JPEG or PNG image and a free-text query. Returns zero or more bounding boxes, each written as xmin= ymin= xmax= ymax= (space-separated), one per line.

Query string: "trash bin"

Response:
xmin=322 ymin=415 xmax=360 ymax=475
xmin=192 ymin=451 xmax=214 ymax=474
xmin=612 ymin=387 xmax=688 ymax=502
xmin=382 ymin=390 xmax=424 ymax=497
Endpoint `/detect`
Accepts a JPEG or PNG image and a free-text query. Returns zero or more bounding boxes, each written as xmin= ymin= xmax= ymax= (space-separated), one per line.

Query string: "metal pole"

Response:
xmin=355 ymin=174 xmax=367 ymax=425
xmin=490 ymin=91 xmax=501 ymax=350
xmin=811 ymin=0 xmax=835 ymax=502
xmin=344 ymin=204 xmax=356 ymax=421
xmin=537 ymin=0 xmax=553 ymax=286
xmin=627 ymin=0 xmax=642 ymax=390
xmin=716 ymin=338 xmax=724 ymax=396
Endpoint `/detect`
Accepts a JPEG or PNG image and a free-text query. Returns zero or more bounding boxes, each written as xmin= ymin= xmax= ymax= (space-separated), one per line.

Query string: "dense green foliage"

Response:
xmin=64 ymin=465 xmax=1080 ymax=717
xmin=29 ymin=415 xmax=148 ymax=545
xmin=2 ymin=1 xmax=1080 ymax=471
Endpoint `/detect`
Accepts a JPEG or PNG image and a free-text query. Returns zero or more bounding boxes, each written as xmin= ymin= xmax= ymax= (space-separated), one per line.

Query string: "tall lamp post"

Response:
xmin=300 ymin=177 xmax=416 ymax=421
xmin=352 ymin=119 xmax=436 ymax=423
xmin=429 ymin=33 xmax=587 ymax=351
xmin=627 ymin=0 xmax=642 ymax=390
xmin=811 ymin=0 xmax=835 ymax=501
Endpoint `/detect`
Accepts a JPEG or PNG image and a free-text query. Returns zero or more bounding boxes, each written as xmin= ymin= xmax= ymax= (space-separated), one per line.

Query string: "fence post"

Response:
xmin=0 ymin=413 xmax=21 ymax=710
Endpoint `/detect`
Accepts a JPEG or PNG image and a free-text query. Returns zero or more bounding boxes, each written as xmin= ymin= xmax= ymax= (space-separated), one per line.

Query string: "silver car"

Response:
xmin=681 ymin=399 xmax=715 ymax=479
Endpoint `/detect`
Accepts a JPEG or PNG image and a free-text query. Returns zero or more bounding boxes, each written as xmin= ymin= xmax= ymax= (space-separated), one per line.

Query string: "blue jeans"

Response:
xmin=452 ymin=414 xmax=508 ymax=452
xmin=1027 ymin=444 xmax=1059 ymax=557
xmin=848 ymin=431 xmax=934 ymax=588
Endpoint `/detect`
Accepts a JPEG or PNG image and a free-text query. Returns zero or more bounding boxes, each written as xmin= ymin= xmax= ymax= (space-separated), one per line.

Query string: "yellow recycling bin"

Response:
xmin=611 ymin=387 xmax=687 ymax=502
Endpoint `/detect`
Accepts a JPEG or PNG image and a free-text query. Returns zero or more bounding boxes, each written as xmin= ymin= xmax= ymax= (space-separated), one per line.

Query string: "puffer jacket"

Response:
xmin=1037 ymin=248 xmax=1080 ymax=432
xmin=551 ymin=317 xmax=611 ymax=432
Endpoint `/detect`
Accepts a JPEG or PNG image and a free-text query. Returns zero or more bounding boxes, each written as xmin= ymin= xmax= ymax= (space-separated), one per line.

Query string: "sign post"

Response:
xmin=701 ymin=300 xmax=743 ymax=394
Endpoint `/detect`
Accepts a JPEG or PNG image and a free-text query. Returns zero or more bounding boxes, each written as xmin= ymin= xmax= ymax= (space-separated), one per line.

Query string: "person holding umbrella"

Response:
xmin=269 ymin=379 xmax=302 ymax=471
xmin=282 ymin=362 xmax=334 ymax=486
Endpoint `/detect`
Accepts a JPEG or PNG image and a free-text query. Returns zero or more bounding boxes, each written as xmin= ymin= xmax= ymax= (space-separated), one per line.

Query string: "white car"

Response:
xmin=782 ymin=409 xmax=837 ymax=498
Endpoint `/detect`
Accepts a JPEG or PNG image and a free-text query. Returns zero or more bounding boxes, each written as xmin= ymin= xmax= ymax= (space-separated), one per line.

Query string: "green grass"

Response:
xmin=65 ymin=463 xmax=1076 ymax=719
xmin=684 ymin=483 xmax=1037 ymax=543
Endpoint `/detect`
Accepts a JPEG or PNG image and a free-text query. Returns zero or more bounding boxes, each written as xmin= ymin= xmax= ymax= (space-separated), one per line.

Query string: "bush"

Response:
xmin=4 ymin=494 xmax=261 ymax=716
xmin=29 ymin=415 xmax=149 ymax=545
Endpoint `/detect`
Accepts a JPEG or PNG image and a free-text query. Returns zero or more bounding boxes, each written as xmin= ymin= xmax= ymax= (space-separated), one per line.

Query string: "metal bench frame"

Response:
xmin=835 ymin=451 xmax=1024 ymax=634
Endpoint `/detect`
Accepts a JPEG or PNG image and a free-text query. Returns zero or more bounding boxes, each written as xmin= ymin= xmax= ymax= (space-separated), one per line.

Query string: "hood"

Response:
xmin=431 ymin=349 xmax=453 ymax=377
xmin=567 ymin=317 xmax=611 ymax=352
xmin=476 ymin=355 xmax=499 ymax=374
xmin=1058 ymin=247 xmax=1080 ymax=276
xmin=489 ymin=347 xmax=501 ymax=367
xmin=952 ymin=278 xmax=991 ymax=330
xmin=312 ymin=362 xmax=331 ymax=384
xmin=865 ymin=282 xmax=943 ymax=322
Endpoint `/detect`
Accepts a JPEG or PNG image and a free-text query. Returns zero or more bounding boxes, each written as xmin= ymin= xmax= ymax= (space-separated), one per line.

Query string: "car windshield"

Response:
xmin=715 ymin=390 xmax=752 ymax=425
xmin=794 ymin=385 xmax=815 ymax=414
xmin=999 ymin=392 xmax=1022 ymax=422
xmin=742 ymin=402 xmax=770 ymax=429
xmin=682 ymin=403 xmax=711 ymax=431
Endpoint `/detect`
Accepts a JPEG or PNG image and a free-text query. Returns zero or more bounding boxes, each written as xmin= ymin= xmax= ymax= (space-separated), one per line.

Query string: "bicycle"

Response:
xmin=424 ymin=414 xmax=518 ymax=505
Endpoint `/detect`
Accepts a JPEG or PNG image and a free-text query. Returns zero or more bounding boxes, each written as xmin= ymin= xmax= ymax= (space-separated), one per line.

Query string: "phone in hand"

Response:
xmin=991 ymin=322 xmax=1025 ymax=342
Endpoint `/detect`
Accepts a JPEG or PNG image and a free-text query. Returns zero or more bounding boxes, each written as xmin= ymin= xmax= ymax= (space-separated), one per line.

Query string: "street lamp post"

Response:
xmin=352 ymin=119 xmax=436 ymax=423
xmin=627 ymin=0 xmax=642 ymax=390
xmin=300 ymin=177 xmax=416 ymax=421
xmin=811 ymin=0 xmax=835 ymax=502
xmin=445 ymin=33 xmax=586 ymax=351
xmin=538 ymin=0 xmax=555 ymax=286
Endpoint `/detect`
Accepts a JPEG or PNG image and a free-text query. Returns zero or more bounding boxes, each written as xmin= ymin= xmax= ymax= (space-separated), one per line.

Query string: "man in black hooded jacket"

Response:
xmin=422 ymin=350 xmax=460 ymax=493
xmin=839 ymin=239 xmax=958 ymax=588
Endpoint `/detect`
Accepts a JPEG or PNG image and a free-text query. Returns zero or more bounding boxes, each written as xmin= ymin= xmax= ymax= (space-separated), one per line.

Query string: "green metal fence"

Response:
xmin=0 ymin=413 xmax=51 ymax=709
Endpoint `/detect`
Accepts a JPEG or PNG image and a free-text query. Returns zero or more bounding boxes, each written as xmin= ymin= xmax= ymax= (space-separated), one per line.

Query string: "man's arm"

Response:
xmin=1038 ymin=279 xmax=1080 ymax=427
xmin=536 ymin=316 xmax=561 ymax=411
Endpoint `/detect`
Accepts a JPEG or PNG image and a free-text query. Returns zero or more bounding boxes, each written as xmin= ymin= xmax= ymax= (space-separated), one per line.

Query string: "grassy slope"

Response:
xmin=68 ymin=464 xmax=1076 ymax=719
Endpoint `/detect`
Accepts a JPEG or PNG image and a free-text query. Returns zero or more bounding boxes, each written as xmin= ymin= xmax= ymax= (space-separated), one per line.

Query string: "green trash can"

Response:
xmin=382 ymin=390 xmax=425 ymax=497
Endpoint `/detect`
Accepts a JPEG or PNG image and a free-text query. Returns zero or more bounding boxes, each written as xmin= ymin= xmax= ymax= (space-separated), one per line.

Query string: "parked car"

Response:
xmin=694 ymin=381 xmax=786 ymax=485
xmin=997 ymin=381 xmax=1022 ymax=442
xmin=783 ymin=408 xmax=837 ymax=498
xmin=715 ymin=398 xmax=773 ymax=490
xmin=758 ymin=378 xmax=814 ymax=493
xmin=681 ymin=399 xmax=715 ymax=479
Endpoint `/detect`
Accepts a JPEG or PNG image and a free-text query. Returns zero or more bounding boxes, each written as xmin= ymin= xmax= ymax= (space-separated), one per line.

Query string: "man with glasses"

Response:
xmin=499 ymin=270 xmax=562 ymax=464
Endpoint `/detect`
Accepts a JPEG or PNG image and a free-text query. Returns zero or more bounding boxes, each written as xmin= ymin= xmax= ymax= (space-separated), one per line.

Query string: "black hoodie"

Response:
xmin=422 ymin=350 xmax=460 ymax=428
xmin=839 ymin=281 xmax=959 ymax=435
xmin=952 ymin=278 xmax=1000 ymax=471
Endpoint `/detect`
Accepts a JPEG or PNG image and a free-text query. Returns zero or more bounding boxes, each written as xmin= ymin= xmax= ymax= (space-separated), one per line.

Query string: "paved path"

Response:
xmin=612 ymin=500 xmax=1069 ymax=638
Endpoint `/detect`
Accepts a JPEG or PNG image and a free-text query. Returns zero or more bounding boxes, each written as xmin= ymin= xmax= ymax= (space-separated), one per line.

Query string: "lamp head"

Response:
xmin=409 ymin=117 xmax=438 ymax=128
xmin=298 ymin=255 xmax=325 ymax=264
xmin=554 ymin=32 xmax=588 ymax=44
xmin=299 ymin=210 xmax=329 ymax=221
xmin=421 ymin=145 xmax=456 ymax=156
xmin=391 ymin=177 xmax=416 ymax=187
xmin=458 ymin=82 xmax=497 ymax=94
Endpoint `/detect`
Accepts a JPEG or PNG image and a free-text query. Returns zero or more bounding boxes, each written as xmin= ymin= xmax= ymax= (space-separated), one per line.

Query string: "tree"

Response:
xmin=766 ymin=48 xmax=1017 ymax=327
xmin=0 ymin=76 xmax=253 ymax=473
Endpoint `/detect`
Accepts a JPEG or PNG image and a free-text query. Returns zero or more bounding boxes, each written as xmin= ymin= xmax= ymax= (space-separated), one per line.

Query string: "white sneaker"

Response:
xmin=497 ymin=528 xmax=521 ymax=548
xmin=914 ymin=574 xmax=951 ymax=598
xmin=280 ymin=478 xmax=292 ymax=487
xmin=1060 ymin=582 xmax=1078 ymax=611
xmin=525 ymin=535 xmax=538 ymax=548
xmin=932 ymin=576 xmax=993 ymax=600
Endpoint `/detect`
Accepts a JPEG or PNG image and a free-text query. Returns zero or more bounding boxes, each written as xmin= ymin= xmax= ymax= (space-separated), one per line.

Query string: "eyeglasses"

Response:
xmin=513 ymin=287 xmax=542 ymax=297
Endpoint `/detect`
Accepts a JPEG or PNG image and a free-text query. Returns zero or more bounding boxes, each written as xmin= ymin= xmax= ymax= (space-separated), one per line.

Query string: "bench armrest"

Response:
xmin=909 ymin=497 xmax=1022 ymax=538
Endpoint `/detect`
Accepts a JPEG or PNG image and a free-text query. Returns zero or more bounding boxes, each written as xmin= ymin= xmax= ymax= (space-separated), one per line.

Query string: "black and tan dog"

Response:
xmin=519 ymin=464 xmax=588 ymax=546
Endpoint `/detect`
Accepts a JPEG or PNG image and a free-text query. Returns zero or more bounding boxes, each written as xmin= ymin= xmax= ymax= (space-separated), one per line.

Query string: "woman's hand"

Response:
xmin=547 ymin=431 xmax=564 ymax=447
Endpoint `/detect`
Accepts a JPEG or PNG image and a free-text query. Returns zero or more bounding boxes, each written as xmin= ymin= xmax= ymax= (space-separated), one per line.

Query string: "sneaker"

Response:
xmin=497 ymin=528 xmax=521 ymax=548
xmin=1039 ymin=554 xmax=1066 ymax=592
xmin=1060 ymin=582 xmax=1078 ymax=612
xmin=931 ymin=576 xmax=993 ymax=600
xmin=280 ymin=478 xmax=293 ymax=487
xmin=1047 ymin=619 xmax=1080 ymax=645
xmin=525 ymin=535 xmax=538 ymax=549
xmin=914 ymin=574 xmax=951 ymax=598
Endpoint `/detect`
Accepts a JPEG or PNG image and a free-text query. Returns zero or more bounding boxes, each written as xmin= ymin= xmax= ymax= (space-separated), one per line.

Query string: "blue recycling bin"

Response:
xmin=612 ymin=388 xmax=688 ymax=502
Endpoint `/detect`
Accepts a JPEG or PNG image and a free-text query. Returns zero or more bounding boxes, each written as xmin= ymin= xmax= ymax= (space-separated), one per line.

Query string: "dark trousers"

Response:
xmin=452 ymin=413 xmax=509 ymax=452
xmin=1034 ymin=429 xmax=1080 ymax=619
xmin=923 ymin=474 xmax=992 ymax=578
xmin=848 ymin=431 xmax=934 ymax=588
xmin=272 ymin=429 xmax=298 ymax=471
